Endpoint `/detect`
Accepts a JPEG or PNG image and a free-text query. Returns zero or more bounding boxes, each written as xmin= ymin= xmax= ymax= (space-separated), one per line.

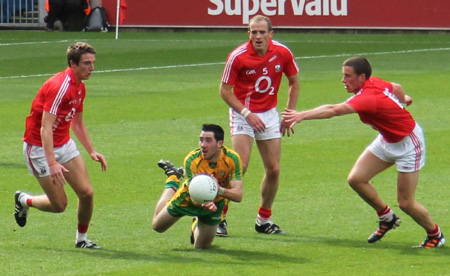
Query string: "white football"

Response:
xmin=188 ymin=174 xmax=218 ymax=204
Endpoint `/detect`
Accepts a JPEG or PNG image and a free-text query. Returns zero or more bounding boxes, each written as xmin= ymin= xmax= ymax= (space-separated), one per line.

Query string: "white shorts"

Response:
xmin=367 ymin=124 xmax=426 ymax=172
xmin=23 ymin=138 xmax=80 ymax=177
xmin=229 ymin=107 xmax=281 ymax=141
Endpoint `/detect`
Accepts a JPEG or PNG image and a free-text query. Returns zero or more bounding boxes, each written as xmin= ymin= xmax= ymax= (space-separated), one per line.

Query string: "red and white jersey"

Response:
xmin=222 ymin=39 xmax=299 ymax=113
xmin=346 ymin=76 xmax=416 ymax=143
xmin=23 ymin=67 xmax=86 ymax=147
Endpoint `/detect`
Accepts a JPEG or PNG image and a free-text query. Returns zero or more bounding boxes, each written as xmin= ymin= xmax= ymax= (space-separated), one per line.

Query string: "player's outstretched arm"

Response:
xmin=282 ymin=103 xmax=355 ymax=128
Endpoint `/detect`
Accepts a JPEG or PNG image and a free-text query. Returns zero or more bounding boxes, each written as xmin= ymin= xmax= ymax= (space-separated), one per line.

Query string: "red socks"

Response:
xmin=258 ymin=207 xmax=271 ymax=220
xmin=78 ymin=224 xmax=89 ymax=234
xmin=377 ymin=205 xmax=394 ymax=222
xmin=427 ymin=224 xmax=441 ymax=238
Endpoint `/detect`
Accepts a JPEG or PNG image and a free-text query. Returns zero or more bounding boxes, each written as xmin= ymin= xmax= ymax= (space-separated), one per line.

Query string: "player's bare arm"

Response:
xmin=71 ymin=112 xmax=107 ymax=171
xmin=220 ymin=179 xmax=243 ymax=203
xmin=391 ymin=83 xmax=413 ymax=106
xmin=219 ymin=82 xmax=266 ymax=131
xmin=282 ymin=103 xmax=355 ymax=128
xmin=281 ymin=74 xmax=300 ymax=136
xmin=41 ymin=111 xmax=69 ymax=187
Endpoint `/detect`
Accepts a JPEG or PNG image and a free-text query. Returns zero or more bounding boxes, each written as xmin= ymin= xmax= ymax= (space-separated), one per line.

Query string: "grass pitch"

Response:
xmin=0 ymin=30 xmax=449 ymax=275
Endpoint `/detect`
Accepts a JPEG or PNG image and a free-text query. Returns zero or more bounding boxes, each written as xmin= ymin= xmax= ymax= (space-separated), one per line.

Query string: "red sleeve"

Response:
xmin=42 ymin=80 xmax=61 ymax=115
xmin=222 ymin=53 xmax=240 ymax=85
xmin=346 ymin=92 xmax=377 ymax=114
xmin=283 ymin=49 xmax=299 ymax=77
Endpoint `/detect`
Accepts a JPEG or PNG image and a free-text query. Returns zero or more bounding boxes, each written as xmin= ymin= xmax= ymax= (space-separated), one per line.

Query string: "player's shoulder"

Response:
xmin=229 ymin=42 xmax=250 ymax=58
xmin=221 ymin=146 xmax=241 ymax=163
xmin=184 ymin=148 xmax=202 ymax=164
xmin=272 ymin=40 xmax=295 ymax=54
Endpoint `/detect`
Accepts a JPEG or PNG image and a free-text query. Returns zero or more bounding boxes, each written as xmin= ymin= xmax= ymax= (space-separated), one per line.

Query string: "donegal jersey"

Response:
xmin=346 ymin=76 xmax=416 ymax=143
xmin=170 ymin=146 xmax=243 ymax=209
xmin=23 ymin=67 xmax=86 ymax=147
xmin=221 ymin=39 xmax=299 ymax=113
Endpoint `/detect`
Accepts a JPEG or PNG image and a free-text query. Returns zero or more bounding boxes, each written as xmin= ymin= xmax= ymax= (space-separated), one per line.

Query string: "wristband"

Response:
xmin=48 ymin=161 xmax=58 ymax=166
xmin=218 ymin=187 xmax=225 ymax=195
xmin=240 ymin=108 xmax=251 ymax=118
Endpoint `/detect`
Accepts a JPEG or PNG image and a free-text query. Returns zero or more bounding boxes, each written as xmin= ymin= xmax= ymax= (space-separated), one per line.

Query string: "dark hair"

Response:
xmin=202 ymin=124 xmax=224 ymax=142
xmin=343 ymin=56 xmax=372 ymax=79
xmin=248 ymin=15 xmax=273 ymax=32
xmin=67 ymin=42 xmax=96 ymax=67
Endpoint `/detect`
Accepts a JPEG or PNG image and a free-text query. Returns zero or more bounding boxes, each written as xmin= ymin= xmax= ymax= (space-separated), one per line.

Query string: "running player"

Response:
xmin=282 ymin=56 xmax=445 ymax=248
xmin=14 ymin=42 xmax=107 ymax=249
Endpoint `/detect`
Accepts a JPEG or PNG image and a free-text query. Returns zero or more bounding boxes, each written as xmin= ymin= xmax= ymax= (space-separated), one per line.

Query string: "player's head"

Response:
xmin=343 ymin=56 xmax=372 ymax=79
xmin=67 ymin=42 xmax=96 ymax=66
xmin=248 ymin=15 xmax=272 ymax=32
xmin=248 ymin=15 xmax=273 ymax=55
xmin=201 ymin=124 xmax=224 ymax=143
xmin=67 ymin=42 xmax=96 ymax=82
xmin=341 ymin=56 xmax=372 ymax=93
xmin=199 ymin=124 xmax=224 ymax=161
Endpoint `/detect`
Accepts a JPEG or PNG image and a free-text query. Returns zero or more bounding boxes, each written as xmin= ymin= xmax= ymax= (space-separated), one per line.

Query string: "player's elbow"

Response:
xmin=231 ymin=192 xmax=243 ymax=203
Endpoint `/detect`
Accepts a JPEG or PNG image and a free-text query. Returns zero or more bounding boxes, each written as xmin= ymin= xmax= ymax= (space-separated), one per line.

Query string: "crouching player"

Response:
xmin=152 ymin=124 xmax=243 ymax=249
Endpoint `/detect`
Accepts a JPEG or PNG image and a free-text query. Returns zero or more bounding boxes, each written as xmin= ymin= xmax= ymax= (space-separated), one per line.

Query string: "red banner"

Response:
xmin=103 ymin=0 xmax=450 ymax=29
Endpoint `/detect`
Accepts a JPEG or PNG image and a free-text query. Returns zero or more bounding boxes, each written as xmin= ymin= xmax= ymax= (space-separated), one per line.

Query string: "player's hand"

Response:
xmin=281 ymin=108 xmax=303 ymax=129
xmin=50 ymin=163 xmax=69 ymax=188
xmin=246 ymin=113 xmax=266 ymax=132
xmin=202 ymin=201 xmax=217 ymax=212
xmin=404 ymin=95 xmax=413 ymax=106
xmin=280 ymin=117 xmax=295 ymax=137
xmin=90 ymin=151 xmax=107 ymax=171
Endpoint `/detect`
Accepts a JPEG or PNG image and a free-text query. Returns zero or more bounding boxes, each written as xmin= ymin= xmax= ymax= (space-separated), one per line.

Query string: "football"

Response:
xmin=188 ymin=174 xmax=218 ymax=204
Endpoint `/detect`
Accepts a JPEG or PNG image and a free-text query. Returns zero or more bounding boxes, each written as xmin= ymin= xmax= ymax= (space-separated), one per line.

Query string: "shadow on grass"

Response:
xmin=173 ymin=247 xmax=308 ymax=264
xmin=34 ymin=243 xmax=308 ymax=265
xmin=303 ymin=235 xmax=450 ymax=256
xmin=0 ymin=162 xmax=25 ymax=169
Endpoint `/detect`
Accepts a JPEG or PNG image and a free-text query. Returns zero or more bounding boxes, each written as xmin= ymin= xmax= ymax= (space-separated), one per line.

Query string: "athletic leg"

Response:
xmin=193 ymin=221 xmax=218 ymax=249
xmin=397 ymin=171 xmax=435 ymax=231
xmin=231 ymin=134 xmax=254 ymax=175
xmin=152 ymin=207 xmax=181 ymax=233
xmin=64 ymin=155 xmax=94 ymax=227
xmin=347 ymin=149 xmax=393 ymax=211
xmin=256 ymin=138 xmax=281 ymax=210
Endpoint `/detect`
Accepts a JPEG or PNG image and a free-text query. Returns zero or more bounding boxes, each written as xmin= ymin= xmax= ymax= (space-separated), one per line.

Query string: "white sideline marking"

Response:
xmin=0 ymin=47 xmax=449 ymax=80
xmin=0 ymin=40 xmax=70 ymax=46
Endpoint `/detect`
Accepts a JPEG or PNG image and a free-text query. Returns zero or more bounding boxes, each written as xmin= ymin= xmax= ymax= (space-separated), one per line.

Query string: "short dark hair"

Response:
xmin=202 ymin=124 xmax=224 ymax=142
xmin=67 ymin=42 xmax=96 ymax=67
xmin=343 ymin=56 xmax=372 ymax=79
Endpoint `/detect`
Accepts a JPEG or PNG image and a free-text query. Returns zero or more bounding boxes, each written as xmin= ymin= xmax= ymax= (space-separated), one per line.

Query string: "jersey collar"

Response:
xmin=247 ymin=39 xmax=274 ymax=56
xmin=65 ymin=67 xmax=79 ymax=85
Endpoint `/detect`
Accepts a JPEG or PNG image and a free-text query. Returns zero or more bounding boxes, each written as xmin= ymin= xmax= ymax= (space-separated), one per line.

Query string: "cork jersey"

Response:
xmin=221 ymin=39 xmax=299 ymax=113
xmin=23 ymin=67 xmax=85 ymax=147
xmin=346 ymin=76 xmax=416 ymax=143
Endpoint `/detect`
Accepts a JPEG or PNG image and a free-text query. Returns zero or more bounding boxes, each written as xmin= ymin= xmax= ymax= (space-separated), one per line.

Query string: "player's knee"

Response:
xmin=152 ymin=222 xmax=166 ymax=233
xmin=52 ymin=201 xmax=67 ymax=213
xmin=265 ymin=164 xmax=280 ymax=178
xmin=194 ymin=243 xmax=212 ymax=249
xmin=77 ymin=187 xmax=94 ymax=202
xmin=347 ymin=174 xmax=363 ymax=190
xmin=398 ymin=200 xmax=414 ymax=214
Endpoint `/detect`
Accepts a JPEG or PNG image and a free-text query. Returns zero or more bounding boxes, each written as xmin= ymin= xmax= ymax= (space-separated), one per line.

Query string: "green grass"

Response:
xmin=1 ymin=30 xmax=450 ymax=275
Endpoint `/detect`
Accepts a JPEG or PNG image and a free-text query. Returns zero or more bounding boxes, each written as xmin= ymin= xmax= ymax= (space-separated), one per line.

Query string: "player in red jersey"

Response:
xmin=14 ymin=42 xmax=107 ymax=249
xmin=282 ymin=56 xmax=445 ymax=248
xmin=220 ymin=15 xmax=300 ymax=235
